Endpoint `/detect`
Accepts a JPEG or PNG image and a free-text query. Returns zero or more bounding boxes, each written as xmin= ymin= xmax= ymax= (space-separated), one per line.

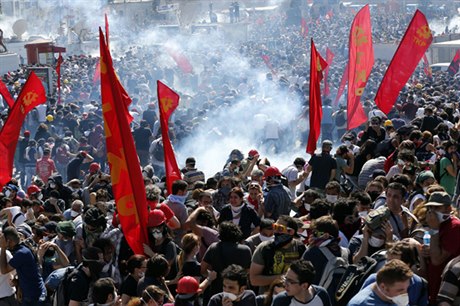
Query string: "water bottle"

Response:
xmin=423 ymin=231 xmax=431 ymax=245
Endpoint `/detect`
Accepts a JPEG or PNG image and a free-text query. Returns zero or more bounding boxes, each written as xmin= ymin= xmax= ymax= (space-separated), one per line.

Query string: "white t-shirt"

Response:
xmin=0 ymin=249 xmax=15 ymax=298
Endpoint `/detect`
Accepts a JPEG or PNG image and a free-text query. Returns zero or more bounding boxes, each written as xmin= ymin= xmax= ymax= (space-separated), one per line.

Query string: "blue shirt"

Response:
xmin=347 ymin=285 xmax=395 ymax=306
xmin=9 ymin=244 xmax=46 ymax=299
xmin=362 ymin=274 xmax=427 ymax=306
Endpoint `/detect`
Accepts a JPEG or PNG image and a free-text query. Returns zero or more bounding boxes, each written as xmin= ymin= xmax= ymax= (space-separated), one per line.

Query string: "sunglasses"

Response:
xmin=273 ymin=223 xmax=294 ymax=234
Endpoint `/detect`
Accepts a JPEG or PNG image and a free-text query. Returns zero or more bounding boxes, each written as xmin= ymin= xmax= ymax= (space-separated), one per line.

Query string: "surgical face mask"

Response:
xmin=344 ymin=140 xmax=351 ymax=146
xmin=4 ymin=190 xmax=10 ymax=198
xmin=368 ymin=236 xmax=385 ymax=248
xmin=358 ymin=211 xmax=368 ymax=219
xmin=391 ymin=293 xmax=409 ymax=306
xmin=259 ymin=233 xmax=274 ymax=242
xmin=49 ymin=183 xmax=56 ymax=189
xmin=223 ymin=292 xmax=240 ymax=301
xmin=435 ymin=211 xmax=451 ymax=222
xmin=304 ymin=203 xmax=311 ymax=211
xmin=422 ymin=186 xmax=429 ymax=193
xmin=325 ymin=194 xmax=338 ymax=203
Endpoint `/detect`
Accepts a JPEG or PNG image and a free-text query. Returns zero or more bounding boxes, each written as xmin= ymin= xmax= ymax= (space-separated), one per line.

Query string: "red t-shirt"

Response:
xmin=35 ymin=157 xmax=56 ymax=183
xmin=427 ymin=216 xmax=460 ymax=304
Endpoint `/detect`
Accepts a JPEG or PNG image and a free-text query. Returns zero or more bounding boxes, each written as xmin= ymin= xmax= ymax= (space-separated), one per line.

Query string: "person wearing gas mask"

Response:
xmin=75 ymin=207 xmax=108 ymax=262
xmin=422 ymin=191 xmax=460 ymax=305
xmin=67 ymin=247 xmax=106 ymax=306
xmin=143 ymin=210 xmax=179 ymax=284
xmin=348 ymin=259 xmax=412 ymax=306
xmin=250 ymin=216 xmax=306 ymax=294
xmin=208 ymin=264 xmax=256 ymax=306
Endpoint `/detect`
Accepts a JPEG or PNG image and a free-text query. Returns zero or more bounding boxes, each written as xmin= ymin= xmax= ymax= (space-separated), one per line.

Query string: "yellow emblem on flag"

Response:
xmin=107 ymin=150 xmax=128 ymax=185
xmin=22 ymin=91 xmax=38 ymax=107
xmin=100 ymin=57 xmax=107 ymax=74
xmin=161 ymin=97 xmax=174 ymax=113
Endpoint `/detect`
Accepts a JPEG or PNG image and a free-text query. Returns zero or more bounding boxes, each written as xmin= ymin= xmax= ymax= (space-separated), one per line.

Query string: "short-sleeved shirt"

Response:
xmin=9 ymin=244 xmax=45 ymax=299
xmin=347 ymin=284 xmax=395 ymax=306
xmin=36 ymin=157 xmax=56 ymax=182
xmin=335 ymin=157 xmax=347 ymax=181
xmin=440 ymin=157 xmax=455 ymax=195
xmin=252 ymin=240 xmax=306 ymax=276
xmin=439 ymin=255 xmax=460 ymax=305
xmin=308 ymin=154 xmax=337 ymax=190
xmin=427 ymin=217 xmax=460 ymax=304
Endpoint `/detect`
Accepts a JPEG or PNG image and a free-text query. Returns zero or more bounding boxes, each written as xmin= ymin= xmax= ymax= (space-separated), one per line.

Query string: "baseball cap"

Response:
xmin=57 ymin=221 xmax=76 ymax=237
xmin=416 ymin=170 xmax=435 ymax=185
xmin=177 ymin=276 xmax=202 ymax=299
xmin=263 ymin=166 xmax=282 ymax=179
xmin=425 ymin=191 xmax=452 ymax=207
xmin=147 ymin=209 xmax=166 ymax=227
xmin=24 ymin=130 xmax=31 ymax=137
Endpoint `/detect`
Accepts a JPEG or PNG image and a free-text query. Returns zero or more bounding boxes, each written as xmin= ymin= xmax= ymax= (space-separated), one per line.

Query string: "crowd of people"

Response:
xmin=0 ymin=2 xmax=460 ymax=306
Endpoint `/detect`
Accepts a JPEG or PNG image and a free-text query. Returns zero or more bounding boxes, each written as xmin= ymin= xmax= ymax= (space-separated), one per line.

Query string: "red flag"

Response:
xmin=0 ymin=79 xmax=14 ymax=108
xmin=157 ymin=81 xmax=182 ymax=194
xmin=448 ymin=49 xmax=460 ymax=76
xmin=322 ymin=48 xmax=335 ymax=96
xmin=55 ymin=53 xmax=63 ymax=104
xmin=334 ymin=63 xmax=348 ymax=107
xmin=105 ymin=14 xmax=109 ymax=48
xmin=306 ymin=39 xmax=328 ymax=154
xmin=0 ymin=72 xmax=46 ymax=186
xmin=99 ymin=28 xmax=148 ymax=255
xmin=301 ymin=17 xmax=308 ymax=38
xmin=261 ymin=55 xmax=277 ymax=76
xmin=165 ymin=47 xmax=193 ymax=74
xmin=423 ymin=54 xmax=432 ymax=77
xmin=347 ymin=5 xmax=374 ymax=130
xmin=375 ymin=10 xmax=432 ymax=114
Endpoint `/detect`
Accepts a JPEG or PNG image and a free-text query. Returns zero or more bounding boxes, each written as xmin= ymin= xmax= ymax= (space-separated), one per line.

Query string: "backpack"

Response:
xmin=335 ymin=111 xmax=346 ymax=126
xmin=52 ymin=265 xmax=79 ymax=306
xmin=434 ymin=156 xmax=449 ymax=182
xmin=318 ymin=246 xmax=349 ymax=302
xmin=335 ymin=256 xmax=378 ymax=306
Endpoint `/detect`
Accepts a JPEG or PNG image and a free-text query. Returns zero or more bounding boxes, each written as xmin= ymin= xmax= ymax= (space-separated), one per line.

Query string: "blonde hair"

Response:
xmin=178 ymin=233 xmax=200 ymax=271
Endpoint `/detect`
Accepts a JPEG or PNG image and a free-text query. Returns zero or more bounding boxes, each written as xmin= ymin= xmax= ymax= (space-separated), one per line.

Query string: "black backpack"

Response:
xmin=335 ymin=111 xmax=346 ymax=126
xmin=434 ymin=157 xmax=450 ymax=182
xmin=334 ymin=256 xmax=378 ymax=306
xmin=52 ymin=265 xmax=79 ymax=306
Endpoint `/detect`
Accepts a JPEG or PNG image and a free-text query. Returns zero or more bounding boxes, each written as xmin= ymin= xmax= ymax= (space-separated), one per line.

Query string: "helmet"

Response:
xmin=263 ymin=166 xmax=282 ymax=179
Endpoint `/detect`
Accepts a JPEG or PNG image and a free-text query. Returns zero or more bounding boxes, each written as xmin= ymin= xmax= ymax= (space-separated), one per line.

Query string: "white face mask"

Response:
xmin=422 ymin=186 xmax=429 ymax=193
xmin=231 ymin=204 xmax=244 ymax=213
xmin=325 ymin=194 xmax=338 ymax=203
xmin=344 ymin=141 xmax=351 ymax=146
xmin=70 ymin=210 xmax=80 ymax=217
xmin=4 ymin=190 xmax=10 ymax=198
xmin=435 ymin=211 xmax=451 ymax=223
xmin=304 ymin=203 xmax=311 ymax=211
xmin=358 ymin=211 xmax=368 ymax=219
xmin=391 ymin=293 xmax=409 ymax=306
xmin=223 ymin=292 xmax=240 ymax=301
xmin=49 ymin=183 xmax=56 ymax=189
xmin=259 ymin=234 xmax=274 ymax=242
xmin=368 ymin=236 xmax=385 ymax=248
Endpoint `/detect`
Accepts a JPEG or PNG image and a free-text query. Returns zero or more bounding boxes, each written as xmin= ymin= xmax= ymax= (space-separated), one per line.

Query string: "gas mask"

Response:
xmin=368 ymin=236 xmax=385 ymax=248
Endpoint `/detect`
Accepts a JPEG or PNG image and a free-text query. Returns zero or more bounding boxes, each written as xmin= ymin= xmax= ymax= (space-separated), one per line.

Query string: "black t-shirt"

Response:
xmin=218 ymin=204 xmax=261 ymax=239
xmin=67 ymin=157 xmax=84 ymax=181
xmin=120 ymin=274 xmax=138 ymax=297
xmin=308 ymin=153 xmax=337 ymax=189
xmin=133 ymin=127 xmax=152 ymax=150
xmin=182 ymin=261 xmax=201 ymax=278
xmin=208 ymin=291 xmax=257 ymax=306
xmin=67 ymin=268 xmax=91 ymax=303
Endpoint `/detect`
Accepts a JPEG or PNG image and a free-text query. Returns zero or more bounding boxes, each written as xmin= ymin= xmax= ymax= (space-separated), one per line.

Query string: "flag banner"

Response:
xmin=448 ymin=49 xmax=460 ymax=76
xmin=347 ymin=4 xmax=374 ymax=130
xmin=56 ymin=53 xmax=63 ymax=104
xmin=99 ymin=28 xmax=148 ymax=255
xmin=306 ymin=39 xmax=328 ymax=154
xmin=423 ymin=54 xmax=432 ymax=78
xmin=301 ymin=17 xmax=309 ymax=38
xmin=0 ymin=71 xmax=46 ymax=186
xmin=375 ymin=10 xmax=432 ymax=114
xmin=0 ymin=79 xmax=14 ymax=108
xmin=157 ymin=80 xmax=182 ymax=194
xmin=334 ymin=63 xmax=348 ymax=106
xmin=261 ymin=55 xmax=277 ymax=76
xmin=165 ymin=47 xmax=193 ymax=74
xmin=323 ymin=48 xmax=335 ymax=96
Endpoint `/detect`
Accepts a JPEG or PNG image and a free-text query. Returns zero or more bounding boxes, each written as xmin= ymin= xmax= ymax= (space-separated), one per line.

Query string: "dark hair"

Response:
xmin=309 ymin=199 xmax=331 ymax=220
xmin=332 ymin=199 xmax=356 ymax=224
xmin=221 ymin=264 xmax=248 ymax=287
xmin=387 ymin=182 xmax=407 ymax=197
xmin=230 ymin=187 xmax=244 ymax=199
xmin=3 ymin=226 xmax=19 ymax=244
xmin=92 ymin=278 xmax=115 ymax=304
xmin=172 ymin=180 xmax=188 ymax=195
xmin=140 ymin=285 xmax=165 ymax=304
xmin=196 ymin=209 xmax=215 ymax=228
xmin=388 ymin=240 xmax=419 ymax=268
xmin=293 ymin=157 xmax=306 ymax=167
xmin=289 ymin=259 xmax=316 ymax=284
xmin=145 ymin=254 xmax=169 ymax=278
xmin=260 ymin=218 xmax=275 ymax=230
xmin=350 ymin=191 xmax=372 ymax=207
xmin=312 ymin=215 xmax=339 ymax=238
xmin=276 ymin=215 xmax=298 ymax=232
xmin=126 ymin=254 xmax=146 ymax=274
xmin=325 ymin=181 xmax=341 ymax=193
xmin=219 ymin=222 xmax=243 ymax=243
xmin=376 ymin=259 xmax=413 ymax=286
